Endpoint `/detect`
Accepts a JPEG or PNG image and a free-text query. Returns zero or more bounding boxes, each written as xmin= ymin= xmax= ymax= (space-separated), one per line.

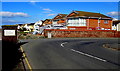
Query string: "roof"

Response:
xmin=17 ymin=24 xmax=23 ymax=26
xmin=67 ymin=11 xmax=111 ymax=18
xmin=27 ymin=23 xmax=35 ymax=25
xmin=113 ymin=20 xmax=120 ymax=25
xmin=43 ymin=19 xmax=52 ymax=24
xmin=53 ymin=14 xmax=68 ymax=20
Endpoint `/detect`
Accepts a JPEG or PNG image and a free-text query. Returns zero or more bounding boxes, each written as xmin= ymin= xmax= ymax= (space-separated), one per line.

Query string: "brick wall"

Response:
xmin=88 ymin=19 xmax=112 ymax=29
xmin=44 ymin=29 xmax=120 ymax=38
xmin=67 ymin=26 xmax=87 ymax=30
xmin=99 ymin=20 xmax=112 ymax=29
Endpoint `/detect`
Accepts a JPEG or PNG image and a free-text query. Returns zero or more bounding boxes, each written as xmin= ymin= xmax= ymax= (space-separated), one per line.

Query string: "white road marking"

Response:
xmin=61 ymin=42 xmax=68 ymax=47
xmin=70 ymin=49 xmax=107 ymax=62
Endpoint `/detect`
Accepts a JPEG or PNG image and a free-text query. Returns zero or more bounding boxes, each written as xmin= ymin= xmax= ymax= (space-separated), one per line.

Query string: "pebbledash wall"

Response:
xmin=44 ymin=29 xmax=120 ymax=38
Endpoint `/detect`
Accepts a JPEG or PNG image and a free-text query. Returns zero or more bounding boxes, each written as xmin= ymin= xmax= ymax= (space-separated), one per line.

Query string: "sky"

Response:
xmin=1 ymin=2 xmax=119 ymax=26
xmin=2 ymin=0 xmax=120 ymax=2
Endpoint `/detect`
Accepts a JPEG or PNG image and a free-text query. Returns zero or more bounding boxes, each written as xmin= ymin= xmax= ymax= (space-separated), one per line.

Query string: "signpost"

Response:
xmin=2 ymin=25 xmax=19 ymax=70
xmin=2 ymin=25 xmax=17 ymax=43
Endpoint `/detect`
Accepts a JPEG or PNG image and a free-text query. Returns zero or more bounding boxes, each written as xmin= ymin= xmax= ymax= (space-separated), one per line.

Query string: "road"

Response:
xmin=21 ymin=38 xmax=119 ymax=69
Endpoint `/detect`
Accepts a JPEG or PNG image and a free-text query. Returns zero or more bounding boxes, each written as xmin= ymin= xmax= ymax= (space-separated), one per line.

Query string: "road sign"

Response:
xmin=4 ymin=30 xmax=16 ymax=36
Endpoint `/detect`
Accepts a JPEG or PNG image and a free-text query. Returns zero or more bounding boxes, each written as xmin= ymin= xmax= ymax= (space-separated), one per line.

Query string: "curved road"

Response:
xmin=21 ymin=38 xmax=119 ymax=69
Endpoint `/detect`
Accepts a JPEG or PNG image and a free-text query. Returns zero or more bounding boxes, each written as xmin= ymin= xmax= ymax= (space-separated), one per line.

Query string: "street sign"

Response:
xmin=2 ymin=25 xmax=18 ymax=43
xmin=4 ymin=30 xmax=16 ymax=36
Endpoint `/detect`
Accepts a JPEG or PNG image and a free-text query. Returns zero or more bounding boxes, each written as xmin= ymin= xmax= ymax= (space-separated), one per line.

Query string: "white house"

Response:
xmin=33 ymin=20 xmax=43 ymax=32
xmin=17 ymin=24 xmax=23 ymax=30
xmin=112 ymin=20 xmax=120 ymax=31
xmin=117 ymin=23 xmax=120 ymax=31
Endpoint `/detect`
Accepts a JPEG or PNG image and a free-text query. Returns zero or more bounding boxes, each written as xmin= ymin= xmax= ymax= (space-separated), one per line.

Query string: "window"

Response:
xmin=53 ymin=20 xmax=58 ymax=24
xmin=68 ymin=18 xmax=86 ymax=26
xmin=79 ymin=19 xmax=86 ymax=26
xmin=104 ymin=20 xmax=108 ymax=24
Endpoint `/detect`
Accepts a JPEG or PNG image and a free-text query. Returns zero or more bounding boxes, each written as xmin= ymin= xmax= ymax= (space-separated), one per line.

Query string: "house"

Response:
xmin=42 ymin=19 xmax=52 ymax=26
xmin=33 ymin=20 xmax=43 ymax=32
xmin=66 ymin=11 xmax=112 ymax=30
xmin=36 ymin=19 xmax=52 ymax=34
xmin=17 ymin=24 xmax=23 ymax=30
xmin=27 ymin=23 xmax=35 ymax=32
xmin=21 ymin=23 xmax=35 ymax=32
xmin=112 ymin=20 xmax=120 ymax=31
xmin=52 ymin=14 xmax=67 ymax=26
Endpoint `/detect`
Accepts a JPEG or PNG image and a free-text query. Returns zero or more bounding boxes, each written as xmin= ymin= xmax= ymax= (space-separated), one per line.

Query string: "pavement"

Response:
xmin=21 ymin=38 xmax=120 ymax=69
xmin=0 ymin=40 xmax=2 ymax=70
xmin=0 ymin=29 xmax=2 ymax=40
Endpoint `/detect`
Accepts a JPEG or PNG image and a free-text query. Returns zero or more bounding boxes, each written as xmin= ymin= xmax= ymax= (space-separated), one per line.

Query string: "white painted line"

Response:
xmin=61 ymin=42 xmax=68 ymax=47
xmin=70 ymin=49 xmax=107 ymax=62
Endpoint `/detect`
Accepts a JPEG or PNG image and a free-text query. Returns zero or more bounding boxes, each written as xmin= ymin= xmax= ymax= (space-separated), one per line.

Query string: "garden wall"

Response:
xmin=44 ymin=29 xmax=120 ymax=38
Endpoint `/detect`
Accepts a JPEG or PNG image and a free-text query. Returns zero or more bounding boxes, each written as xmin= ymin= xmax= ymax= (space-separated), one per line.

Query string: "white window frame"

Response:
xmin=68 ymin=18 xmax=86 ymax=26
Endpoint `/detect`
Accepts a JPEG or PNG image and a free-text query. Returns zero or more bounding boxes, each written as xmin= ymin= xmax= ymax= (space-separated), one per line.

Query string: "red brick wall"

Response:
xmin=99 ymin=20 xmax=112 ymax=29
xmin=88 ymin=19 xmax=112 ymax=29
xmin=44 ymin=29 xmax=120 ymax=38
xmin=89 ymin=19 xmax=98 ymax=29
xmin=67 ymin=26 xmax=87 ymax=30
xmin=67 ymin=19 xmax=112 ymax=30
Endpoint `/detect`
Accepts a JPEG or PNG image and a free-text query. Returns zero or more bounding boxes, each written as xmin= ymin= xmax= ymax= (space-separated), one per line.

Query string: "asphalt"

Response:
xmin=21 ymin=38 xmax=119 ymax=69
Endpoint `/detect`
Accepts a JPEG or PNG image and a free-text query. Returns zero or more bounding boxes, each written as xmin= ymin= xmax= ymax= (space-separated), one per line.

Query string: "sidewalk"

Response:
xmin=0 ymin=33 xmax=1 ymax=40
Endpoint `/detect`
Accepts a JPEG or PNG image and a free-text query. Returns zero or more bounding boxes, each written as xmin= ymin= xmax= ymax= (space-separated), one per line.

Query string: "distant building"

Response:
xmin=43 ymin=19 xmax=52 ymax=26
xmin=52 ymin=14 xmax=67 ymax=26
xmin=66 ymin=11 xmax=112 ymax=30
xmin=17 ymin=24 xmax=23 ymax=30
xmin=34 ymin=20 xmax=43 ymax=32
xmin=112 ymin=20 xmax=120 ymax=31
xmin=27 ymin=23 xmax=35 ymax=32
xmin=21 ymin=23 xmax=35 ymax=32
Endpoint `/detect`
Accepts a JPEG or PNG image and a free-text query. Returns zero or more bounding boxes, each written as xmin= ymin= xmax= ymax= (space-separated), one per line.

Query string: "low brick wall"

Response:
xmin=44 ymin=29 xmax=120 ymax=38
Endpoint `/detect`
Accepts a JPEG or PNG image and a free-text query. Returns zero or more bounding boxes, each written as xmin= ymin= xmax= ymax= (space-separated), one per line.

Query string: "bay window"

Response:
xmin=68 ymin=18 xmax=86 ymax=26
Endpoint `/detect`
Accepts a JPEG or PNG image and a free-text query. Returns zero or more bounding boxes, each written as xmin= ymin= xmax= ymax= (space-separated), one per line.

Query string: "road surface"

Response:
xmin=21 ymin=38 xmax=120 ymax=69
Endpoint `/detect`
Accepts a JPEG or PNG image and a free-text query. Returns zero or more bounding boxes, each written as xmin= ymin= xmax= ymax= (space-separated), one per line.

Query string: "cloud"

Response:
xmin=43 ymin=11 xmax=51 ymax=13
xmin=107 ymin=11 xmax=120 ymax=17
xmin=112 ymin=18 xmax=118 ymax=21
xmin=30 ymin=0 xmax=37 ymax=5
xmin=43 ymin=8 xmax=52 ymax=12
xmin=47 ymin=14 xmax=56 ymax=16
xmin=0 ymin=11 xmax=29 ymax=18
